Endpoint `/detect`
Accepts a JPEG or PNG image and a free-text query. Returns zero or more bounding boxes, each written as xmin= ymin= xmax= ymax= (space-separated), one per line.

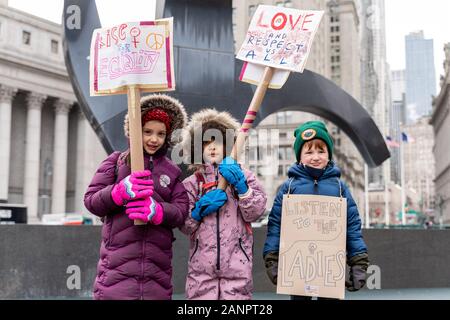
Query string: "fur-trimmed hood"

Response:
xmin=124 ymin=94 xmax=188 ymax=146
xmin=181 ymin=108 xmax=241 ymax=170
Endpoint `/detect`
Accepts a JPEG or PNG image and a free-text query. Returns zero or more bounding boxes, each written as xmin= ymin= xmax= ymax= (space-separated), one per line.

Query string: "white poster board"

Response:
xmin=90 ymin=19 xmax=175 ymax=96
xmin=236 ymin=5 xmax=323 ymax=73
xmin=239 ymin=62 xmax=290 ymax=89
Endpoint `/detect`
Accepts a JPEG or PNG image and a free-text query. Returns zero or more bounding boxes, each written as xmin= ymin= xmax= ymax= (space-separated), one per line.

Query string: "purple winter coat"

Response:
xmin=84 ymin=150 xmax=189 ymax=300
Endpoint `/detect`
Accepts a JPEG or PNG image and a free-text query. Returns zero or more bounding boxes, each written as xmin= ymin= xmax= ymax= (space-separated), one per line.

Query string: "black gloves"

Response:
xmin=346 ymin=252 xmax=369 ymax=292
xmin=264 ymin=252 xmax=279 ymax=285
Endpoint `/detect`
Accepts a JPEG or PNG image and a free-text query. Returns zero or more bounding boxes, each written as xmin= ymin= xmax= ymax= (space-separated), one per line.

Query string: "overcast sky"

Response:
xmin=8 ymin=0 xmax=450 ymax=89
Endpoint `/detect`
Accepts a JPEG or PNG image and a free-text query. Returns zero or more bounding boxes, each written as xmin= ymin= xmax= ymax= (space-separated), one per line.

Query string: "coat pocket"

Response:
xmin=190 ymin=239 xmax=199 ymax=262
xmin=239 ymin=237 xmax=250 ymax=262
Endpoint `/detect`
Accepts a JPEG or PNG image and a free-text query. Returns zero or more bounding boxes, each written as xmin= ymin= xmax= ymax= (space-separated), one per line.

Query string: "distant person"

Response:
xmin=84 ymin=95 xmax=189 ymax=300
xmin=263 ymin=121 xmax=369 ymax=300
xmin=179 ymin=109 xmax=267 ymax=300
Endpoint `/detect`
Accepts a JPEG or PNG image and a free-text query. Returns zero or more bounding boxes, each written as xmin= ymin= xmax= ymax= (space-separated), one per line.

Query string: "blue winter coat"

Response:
xmin=263 ymin=162 xmax=367 ymax=260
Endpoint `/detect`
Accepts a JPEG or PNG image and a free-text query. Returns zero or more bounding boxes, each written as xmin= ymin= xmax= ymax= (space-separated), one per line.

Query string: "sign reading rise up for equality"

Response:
xmin=237 ymin=5 xmax=323 ymax=73
xmin=90 ymin=19 xmax=175 ymax=96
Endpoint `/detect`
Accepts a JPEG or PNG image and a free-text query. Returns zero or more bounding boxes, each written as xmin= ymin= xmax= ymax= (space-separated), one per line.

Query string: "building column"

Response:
xmin=0 ymin=85 xmax=17 ymax=202
xmin=75 ymin=108 xmax=107 ymax=222
xmin=24 ymin=93 xmax=46 ymax=223
xmin=75 ymin=109 xmax=91 ymax=215
xmin=51 ymin=99 xmax=73 ymax=214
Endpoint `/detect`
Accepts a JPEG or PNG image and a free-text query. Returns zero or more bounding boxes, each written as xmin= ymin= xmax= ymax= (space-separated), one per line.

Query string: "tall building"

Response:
xmin=391 ymin=69 xmax=406 ymax=103
xmin=232 ymin=0 xmax=365 ymax=213
xmin=390 ymin=69 xmax=406 ymax=184
xmin=405 ymin=31 xmax=437 ymax=123
xmin=359 ymin=0 xmax=391 ymax=188
xmin=430 ymin=43 xmax=450 ymax=224
xmin=0 ymin=3 xmax=106 ymax=223
xmin=326 ymin=0 xmax=365 ymax=212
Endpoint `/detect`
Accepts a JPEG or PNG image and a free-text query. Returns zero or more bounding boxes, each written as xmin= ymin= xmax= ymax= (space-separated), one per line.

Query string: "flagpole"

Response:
xmin=384 ymin=160 xmax=390 ymax=227
xmin=400 ymin=132 xmax=406 ymax=226
xmin=383 ymin=126 xmax=390 ymax=228
xmin=365 ymin=164 xmax=370 ymax=229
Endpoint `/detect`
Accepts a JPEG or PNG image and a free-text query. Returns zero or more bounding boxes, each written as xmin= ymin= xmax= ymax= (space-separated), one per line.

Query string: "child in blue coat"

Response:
xmin=263 ymin=121 xmax=369 ymax=299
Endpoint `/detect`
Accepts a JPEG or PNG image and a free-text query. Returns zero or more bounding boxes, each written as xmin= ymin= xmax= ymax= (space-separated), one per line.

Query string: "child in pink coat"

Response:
xmin=180 ymin=109 xmax=267 ymax=300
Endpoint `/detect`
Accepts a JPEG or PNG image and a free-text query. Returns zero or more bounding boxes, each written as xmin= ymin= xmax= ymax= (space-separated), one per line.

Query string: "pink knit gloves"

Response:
xmin=111 ymin=171 xmax=154 ymax=206
xmin=125 ymin=197 xmax=164 ymax=225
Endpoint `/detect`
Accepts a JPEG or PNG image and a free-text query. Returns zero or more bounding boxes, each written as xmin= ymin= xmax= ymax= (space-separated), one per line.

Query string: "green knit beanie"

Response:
xmin=293 ymin=121 xmax=334 ymax=162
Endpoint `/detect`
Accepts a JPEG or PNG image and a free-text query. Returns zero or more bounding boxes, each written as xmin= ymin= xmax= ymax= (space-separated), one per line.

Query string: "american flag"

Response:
xmin=402 ymin=132 xmax=415 ymax=143
xmin=386 ymin=136 xmax=400 ymax=148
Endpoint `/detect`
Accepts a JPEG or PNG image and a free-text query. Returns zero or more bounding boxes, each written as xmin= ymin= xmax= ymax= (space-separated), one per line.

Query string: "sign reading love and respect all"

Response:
xmin=237 ymin=5 xmax=323 ymax=72
xmin=277 ymin=194 xmax=347 ymax=300
xmin=236 ymin=5 xmax=323 ymax=88
xmin=90 ymin=19 xmax=175 ymax=96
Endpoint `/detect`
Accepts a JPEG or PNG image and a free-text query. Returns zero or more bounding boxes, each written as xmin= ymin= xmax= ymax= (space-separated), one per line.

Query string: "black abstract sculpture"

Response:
xmin=63 ymin=0 xmax=389 ymax=168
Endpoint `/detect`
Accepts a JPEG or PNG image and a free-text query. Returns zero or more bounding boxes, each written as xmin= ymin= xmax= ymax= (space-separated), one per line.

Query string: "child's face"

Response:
xmin=142 ymin=120 xmax=167 ymax=155
xmin=203 ymin=140 xmax=224 ymax=165
xmin=300 ymin=139 xmax=329 ymax=169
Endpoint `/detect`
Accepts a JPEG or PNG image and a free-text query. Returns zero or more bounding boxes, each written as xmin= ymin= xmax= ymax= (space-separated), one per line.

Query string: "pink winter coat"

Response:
xmin=180 ymin=164 xmax=267 ymax=300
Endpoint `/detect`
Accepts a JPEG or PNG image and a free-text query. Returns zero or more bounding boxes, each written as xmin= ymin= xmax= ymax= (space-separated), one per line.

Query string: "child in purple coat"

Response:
xmin=84 ymin=94 xmax=189 ymax=300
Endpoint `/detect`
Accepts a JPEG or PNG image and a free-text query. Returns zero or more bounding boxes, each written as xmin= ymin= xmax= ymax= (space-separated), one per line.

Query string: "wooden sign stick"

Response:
xmin=127 ymin=86 xmax=146 ymax=226
xmin=217 ymin=66 xmax=275 ymax=190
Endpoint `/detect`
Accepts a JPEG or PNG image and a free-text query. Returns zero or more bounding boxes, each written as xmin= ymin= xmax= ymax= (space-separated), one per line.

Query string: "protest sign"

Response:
xmin=236 ymin=5 xmax=323 ymax=73
xmin=277 ymin=194 xmax=347 ymax=300
xmin=90 ymin=19 xmax=174 ymax=96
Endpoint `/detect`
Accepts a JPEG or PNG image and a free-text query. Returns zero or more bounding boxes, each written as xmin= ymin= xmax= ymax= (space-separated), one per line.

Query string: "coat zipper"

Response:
xmin=149 ymin=156 xmax=154 ymax=171
xmin=190 ymin=239 xmax=199 ymax=262
xmin=140 ymin=226 xmax=147 ymax=300
xmin=214 ymin=165 xmax=221 ymax=271
xmin=139 ymin=156 xmax=153 ymax=300
xmin=216 ymin=211 xmax=220 ymax=270
xmin=239 ymin=238 xmax=250 ymax=262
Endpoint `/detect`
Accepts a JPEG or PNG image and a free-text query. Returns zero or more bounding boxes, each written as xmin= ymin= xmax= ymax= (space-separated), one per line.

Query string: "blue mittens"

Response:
xmin=191 ymin=189 xmax=228 ymax=221
xmin=218 ymin=157 xmax=249 ymax=195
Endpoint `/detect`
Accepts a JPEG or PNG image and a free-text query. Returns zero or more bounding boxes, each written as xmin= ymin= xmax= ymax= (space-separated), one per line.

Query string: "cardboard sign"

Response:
xmin=239 ymin=61 xmax=290 ymax=89
xmin=277 ymin=194 xmax=347 ymax=300
xmin=236 ymin=5 xmax=323 ymax=73
xmin=90 ymin=19 xmax=175 ymax=96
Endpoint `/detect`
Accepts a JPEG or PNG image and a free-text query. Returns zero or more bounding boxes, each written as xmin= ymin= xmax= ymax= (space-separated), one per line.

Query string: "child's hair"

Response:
xmin=302 ymin=139 xmax=328 ymax=153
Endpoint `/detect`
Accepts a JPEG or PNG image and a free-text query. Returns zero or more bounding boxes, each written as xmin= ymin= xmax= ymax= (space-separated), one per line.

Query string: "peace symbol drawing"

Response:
xmin=146 ymin=33 xmax=165 ymax=50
